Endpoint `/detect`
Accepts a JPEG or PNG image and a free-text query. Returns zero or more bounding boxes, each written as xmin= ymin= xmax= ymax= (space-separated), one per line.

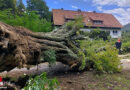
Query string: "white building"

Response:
xmin=52 ymin=9 xmax=123 ymax=38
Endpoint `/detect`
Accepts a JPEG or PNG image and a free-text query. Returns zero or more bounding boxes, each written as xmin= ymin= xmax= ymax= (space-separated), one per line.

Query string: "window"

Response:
xmin=93 ymin=20 xmax=103 ymax=24
xmin=65 ymin=18 xmax=75 ymax=22
xmin=113 ymin=30 xmax=118 ymax=35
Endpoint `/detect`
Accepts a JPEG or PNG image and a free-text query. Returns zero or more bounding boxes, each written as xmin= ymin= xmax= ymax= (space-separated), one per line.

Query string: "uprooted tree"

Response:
xmin=0 ymin=17 xmax=89 ymax=72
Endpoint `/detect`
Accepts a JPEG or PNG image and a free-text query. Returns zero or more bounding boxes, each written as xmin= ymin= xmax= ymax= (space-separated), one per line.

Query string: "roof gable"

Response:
xmin=52 ymin=9 xmax=123 ymax=28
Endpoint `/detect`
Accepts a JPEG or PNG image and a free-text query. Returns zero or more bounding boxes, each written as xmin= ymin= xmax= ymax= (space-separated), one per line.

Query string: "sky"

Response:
xmin=23 ymin=0 xmax=130 ymax=25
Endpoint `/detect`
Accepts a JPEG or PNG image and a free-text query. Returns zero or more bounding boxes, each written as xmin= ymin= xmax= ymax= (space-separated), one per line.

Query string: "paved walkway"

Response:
xmin=119 ymin=54 xmax=130 ymax=71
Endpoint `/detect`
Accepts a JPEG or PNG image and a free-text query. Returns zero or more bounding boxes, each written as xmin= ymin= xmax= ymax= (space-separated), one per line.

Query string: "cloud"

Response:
xmin=93 ymin=0 xmax=130 ymax=7
xmin=99 ymin=8 xmax=130 ymax=25
xmin=127 ymin=8 xmax=130 ymax=14
xmin=97 ymin=6 xmax=103 ymax=11
xmin=72 ymin=5 xmax=78 ymax=9
xmin=94 ymin=0 xmax=130 ymax=25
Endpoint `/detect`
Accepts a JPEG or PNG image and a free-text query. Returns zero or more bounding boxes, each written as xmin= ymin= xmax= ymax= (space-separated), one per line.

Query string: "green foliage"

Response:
xmin=122 ymin=31 xmax=130 ymax=43
xmin=43 ymin=49 xmax=56 ymax=65
xmin=121 ymin=31 xmax=130 ymax=53
xmin=27 ymin=0 xmax=51 ymax=21
xmin=17 ymin=0 xmax=25 ymax=15
xmin=0 ymin=0 xmax=26 ymax=15
xmin=89 ymin=28 xmax=110 ymax=40
xmin=22 ymin=72 xmax=59 ymax=90
xmin=66 ymin=21 xmax=75 ymax=30
xmin=69 ymin=41 xmax=86 ymax=71
xmin=0 ymin=0 xmax=52 ymax=32
xmin=0 ymin=0 xmax=51 ymax=21
xmin=89 ymin=29 xmax=100 ymax=39
xmin=122 ymin=41 xmax=130 ymax=53
xmin=0 ymin=0 xmax=17 ymax=13
xmin=94 ymin=45 xmax=121 ymax=73
xmin=0 ymin=10 xmax=52 ymax=32
xmin=0 ymin=0 xmax=6 ymax=10
xmin=78 ymin=50 xmax=86 ymax=70
xmin=79 ymin=40 xmax=122 ymax=73
xmin=66 ymin=16 xmax=84 ymax=30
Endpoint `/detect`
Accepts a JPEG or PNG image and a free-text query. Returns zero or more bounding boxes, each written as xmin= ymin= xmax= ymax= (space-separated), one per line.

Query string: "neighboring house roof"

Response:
xmin=52 ymin=9 xmax=123 ymax=28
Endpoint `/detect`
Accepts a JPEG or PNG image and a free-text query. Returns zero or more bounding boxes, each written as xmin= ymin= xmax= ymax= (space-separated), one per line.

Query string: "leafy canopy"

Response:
xmin=0 ymin=10 xmax=52 ymax=32
xmin=27 ymin=0 xmax=51 ymax=21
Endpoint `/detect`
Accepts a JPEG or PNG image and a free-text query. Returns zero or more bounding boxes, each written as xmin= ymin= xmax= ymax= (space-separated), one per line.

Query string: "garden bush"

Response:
xmin=79 ymin=40 xmax=122 ymax=73
xmin=89 ymin=29 xmax=110 ymax=40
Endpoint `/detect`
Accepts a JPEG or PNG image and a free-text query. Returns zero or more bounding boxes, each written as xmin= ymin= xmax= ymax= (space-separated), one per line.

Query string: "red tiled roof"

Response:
xmin=52 ymin=9 xmax=123 ymax=28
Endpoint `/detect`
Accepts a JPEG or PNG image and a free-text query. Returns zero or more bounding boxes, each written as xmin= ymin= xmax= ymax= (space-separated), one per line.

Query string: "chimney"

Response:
xmin=77 ymin=9 xmax=81 ymax=12
xmin=93 ymin=11 xmax=96 ymax=13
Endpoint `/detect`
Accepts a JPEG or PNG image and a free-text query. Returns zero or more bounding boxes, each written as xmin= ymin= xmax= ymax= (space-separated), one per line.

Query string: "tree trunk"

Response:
xmin=0 ymin=22 xmax=87 ymax=72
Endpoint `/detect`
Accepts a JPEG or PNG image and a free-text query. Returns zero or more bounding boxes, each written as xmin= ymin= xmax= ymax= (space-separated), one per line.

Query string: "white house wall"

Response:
xmin=110 ymin=30 xmax=121 ymax=38
xmin=80 ymin=28 xmax=122 ymax=38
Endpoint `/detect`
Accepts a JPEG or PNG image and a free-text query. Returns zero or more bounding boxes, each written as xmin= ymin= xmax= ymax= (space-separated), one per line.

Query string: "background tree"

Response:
xmin=0 ymin=0 xmax=6 ymax=10
xmin=27 ymin=0 xmax=51 ymax=21
xmin=0 ymin=0 xmax=17 ymax=13
xmin=17 ymin=0 xmax=26 ymax=15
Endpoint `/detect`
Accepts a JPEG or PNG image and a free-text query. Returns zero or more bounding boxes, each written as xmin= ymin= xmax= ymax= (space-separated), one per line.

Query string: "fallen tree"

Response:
xmin=0 ymin=21 xmax=87 ymax=72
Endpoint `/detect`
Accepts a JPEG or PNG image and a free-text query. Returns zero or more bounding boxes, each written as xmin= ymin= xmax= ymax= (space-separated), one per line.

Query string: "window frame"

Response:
xmin=93 ymin=20 xmax=103 ymax=24
xmin=113 ymin=30 xmax=118 ymax=35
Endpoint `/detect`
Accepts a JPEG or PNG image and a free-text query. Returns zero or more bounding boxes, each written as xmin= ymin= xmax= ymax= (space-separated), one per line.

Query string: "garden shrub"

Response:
xmin=79 ymin=40 xmax=122 ymax=73
xmin=89 ymin=29 xmax=110 ymax=40
xmin=22 ymin=72 xmax=59 ymax=90
xmin=94 ymin=45 xmax=122 ymax=73
xmin=89 ymin=29 xmax=100 ymax=39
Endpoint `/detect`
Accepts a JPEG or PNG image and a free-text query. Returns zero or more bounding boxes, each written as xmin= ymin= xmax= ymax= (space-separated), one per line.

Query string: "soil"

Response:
xmin=53 ymin=70 xmax=130 ymax=90
xmin=53 ymin=54 xmax=130 ymax=90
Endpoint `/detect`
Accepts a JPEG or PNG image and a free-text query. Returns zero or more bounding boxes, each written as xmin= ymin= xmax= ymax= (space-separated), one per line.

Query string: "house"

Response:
xmin=52 ymin=9 xmax=123 ymax=38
